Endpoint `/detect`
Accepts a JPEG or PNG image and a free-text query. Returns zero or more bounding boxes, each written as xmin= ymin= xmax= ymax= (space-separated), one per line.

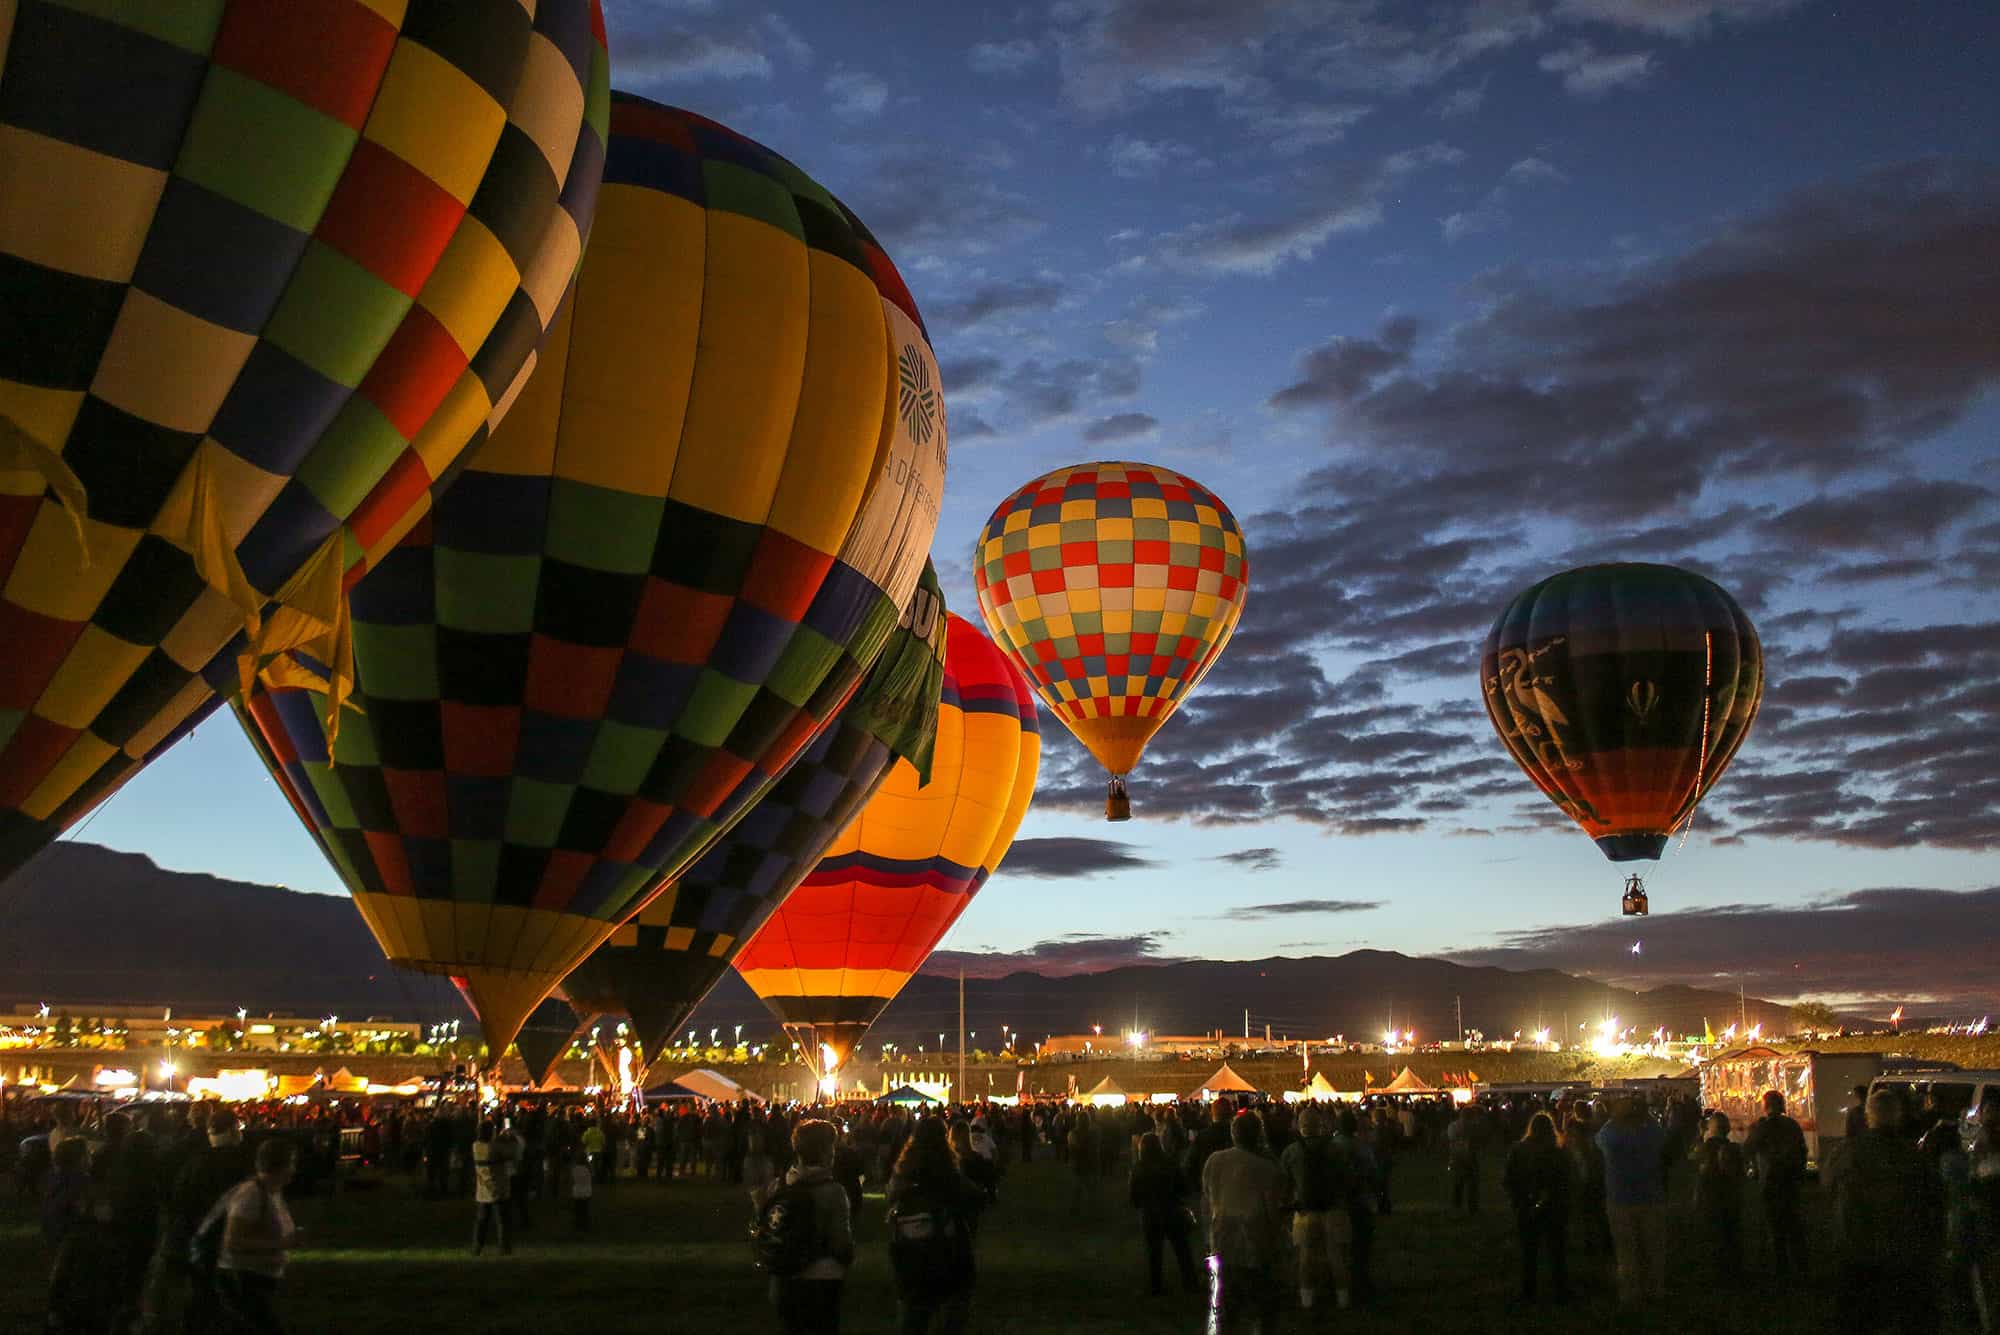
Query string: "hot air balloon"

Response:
xmin=512 ymin=992 xmax=585 ymax=1088
xmin=735 ymin=613 xmax=1041 ymax=1080
xmin=0 ymin=0 xmax=610 ymax=879
xmin=235 ymin=93 xmax=948 ymax=1060
xmin=973 ymin=460 xmax=1246 ymax=821
xmin=1480 ymin=562 xmax=1763 ymax=915
xmin=563 ymin=563 xmax=947 ymax=1058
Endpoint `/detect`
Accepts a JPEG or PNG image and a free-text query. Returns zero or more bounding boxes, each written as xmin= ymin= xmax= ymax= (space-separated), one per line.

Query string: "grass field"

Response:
xmin=2 ymin=1148 xmax=1863 ymax=1333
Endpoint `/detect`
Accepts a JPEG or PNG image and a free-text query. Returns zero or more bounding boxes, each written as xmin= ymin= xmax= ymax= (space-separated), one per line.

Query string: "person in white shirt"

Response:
xmin=216 ymin=1138 xmax=300 ymax=1333
xmin=472 ymin=1120 xmax=511 ymax=1255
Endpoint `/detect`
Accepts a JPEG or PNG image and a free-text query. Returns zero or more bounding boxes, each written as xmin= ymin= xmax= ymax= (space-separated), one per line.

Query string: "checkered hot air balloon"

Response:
xmin=735 ymin=614 xmax=1041 ymax=1079
xmin=562 ymin=563 xmax=947 ymax=1058
xmin=0 ymin=0 xmax=609 ymax=879
xmin=1480 ymin=563 xmax=1764 ymax=914
xmin=973 ymin=460 xmax=1248 ymax=821
xmin=234 ymin=93 xmax=949 ymax=1060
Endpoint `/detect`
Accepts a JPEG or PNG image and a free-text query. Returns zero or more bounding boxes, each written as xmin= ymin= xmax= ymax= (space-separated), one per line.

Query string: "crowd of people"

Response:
xmin=5 ymin=1079 xmax=1997 ymax=1334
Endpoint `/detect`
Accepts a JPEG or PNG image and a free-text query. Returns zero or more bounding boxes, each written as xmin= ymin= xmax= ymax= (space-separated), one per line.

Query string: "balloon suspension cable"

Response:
xmin=1674 ymin=630 xmax=1714 ymax=853
xmin=1105 ymin=774 xmax=1131 ymax=823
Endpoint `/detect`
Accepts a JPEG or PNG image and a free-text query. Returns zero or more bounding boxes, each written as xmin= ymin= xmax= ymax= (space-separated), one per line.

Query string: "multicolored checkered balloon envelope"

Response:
xmin=0 ymin=0 xmax=609 ymax=880
xmin=234 ymin=93 xmax=948 ymax=1059
xmin=1480 ymin=563 xmax=1764 ymax=908
xmin=973 ymin=460 xmax=1248 ymax=821
xmin=734 ymin=613 xmax=1041 ymax=1079
xmin=563 ymin=563 xmax=947 ymax=1057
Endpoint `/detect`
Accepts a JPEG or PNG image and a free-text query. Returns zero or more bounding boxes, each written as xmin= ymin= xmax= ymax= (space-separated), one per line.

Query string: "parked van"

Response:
xmin=1868 ymin=1069 xmax=2000 ymax=1149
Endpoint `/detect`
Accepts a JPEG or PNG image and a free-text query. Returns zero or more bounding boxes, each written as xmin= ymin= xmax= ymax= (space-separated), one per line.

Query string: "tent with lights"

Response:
xmin=1196 ymin=1063 xmax=1262 ymax=1099
xmin=876 ymin=1085 xmax=942 ymax=1106
xmin=671 ymin=1068 xmax=765 ymax=1105
xmin=1379 ymin=1067 xmax=1437 ymax=1095
xmin=1306 ymin=1071 xmax=1343 ymax=1101
xmin=1082 ymin=1076 xmax=1130 ymax=1107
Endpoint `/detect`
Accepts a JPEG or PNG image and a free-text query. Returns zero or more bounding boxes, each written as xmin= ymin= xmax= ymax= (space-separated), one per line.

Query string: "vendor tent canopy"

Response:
xmin=877 ymin=1085 xmax=942 ymax=1105
xmin=673 ymin=1068 xmax=766 ymax=1104
xmin=1082 ymin=1076 xmax=1129 ymax=1106
xmin=1306 ymin=1071 xmax=1342 ymax=1101
xmin=1197 ymin=1063 xmax=1262 ymax=1096
xmin=643 ymin=1079 xmax=704 ymax=1101
xmin=1379 ymin=1067 xmax=1437 ymax=1094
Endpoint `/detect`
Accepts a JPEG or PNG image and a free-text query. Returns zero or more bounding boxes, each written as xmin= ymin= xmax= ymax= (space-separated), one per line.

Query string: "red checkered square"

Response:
xmin=213 ymin=0 xmax=397 ymax=130
xmin=317 ymin=139 xmax=469 ymax=296
xmin=441 ymin=702 xmax=519 ymax=777
xmin=631 ymin=580 xmax=730 ymax=663
xmin=525 ymin=635 xmax=618 ymax=718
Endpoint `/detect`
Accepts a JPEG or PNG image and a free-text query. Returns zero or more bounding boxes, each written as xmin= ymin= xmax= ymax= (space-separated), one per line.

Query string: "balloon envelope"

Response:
xmin=1480 ymin=562 xmax=1764 ymax=862
xmin=0 ymin=0 xmax=609 ymax=877
xmin=562 ymin=563 xmax=947 ymax=1055
xmin=973 ymin=460 xmax=1246 ymax=798
xmin=235 ymin=93 xmax=947 ymax=1056
xmin=735 ymin=613 xmax=1040 ymax=1076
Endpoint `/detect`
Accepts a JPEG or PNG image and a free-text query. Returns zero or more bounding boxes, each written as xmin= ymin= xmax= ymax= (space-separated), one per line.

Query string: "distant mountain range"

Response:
xmin=0 ymin=843 xmax=1799 ymax=1042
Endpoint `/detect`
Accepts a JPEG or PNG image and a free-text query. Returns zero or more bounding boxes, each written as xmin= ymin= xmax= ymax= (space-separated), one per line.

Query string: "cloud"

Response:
xmin=1083 ymin=412 xmax=1160 ymax=443
xmin=1450 ymin=884 xmax=2000 ymax=1011
xmin=840 ymin=143 xmax=1043 ymax=263
xmin=824 ymin=68 xmax=888 ymax=119
xmin=1539 ymin=41 xmax=1656 ymax=95
xmin=933 ymin=277 xmax=1066 ymax=332
xmin=968 ymin=38 xmax=1039 ymax=75
xmin=1243 ymin=104 xmax=1373 ymax=157
xmin=1159 ymin=146 xmax=1461 ymax=277
xmin=1107 ymin=134 xmax=1201 ymax=179
xmin=1269 ymin=315 xmax=1420 ymax=407
xmin=927 ymin=932 xmax=1186 ymax=979
xmin=1001 ymin=837 xmax=1158 ymax=878
xmin=1211 ymin=847 xmax=1285 ymax=872
xmin=1431 ymin=80 xmax=1488 ymax=119
xmin=605 ymin=6 xmax=811 ymax=84
xmin=1222 ymin=898 xmax=1382 ymax=919
xmin=1443 ymin=155 xmax=1569 ymax=241
xmin=1555 ymin=0 xmax=1809 ymax=38
xmin=1759 ymin=480 xmax=1992 ymax=552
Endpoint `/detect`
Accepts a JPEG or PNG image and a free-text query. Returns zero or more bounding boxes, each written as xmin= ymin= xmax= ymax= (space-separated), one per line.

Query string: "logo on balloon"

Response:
xmin=898 ymin=344 xmax=937 ymax=445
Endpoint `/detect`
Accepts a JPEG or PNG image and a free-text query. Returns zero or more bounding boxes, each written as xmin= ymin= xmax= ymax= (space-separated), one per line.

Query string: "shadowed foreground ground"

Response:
xmin=3 ymin=1149 xmax=1861 ymax=1333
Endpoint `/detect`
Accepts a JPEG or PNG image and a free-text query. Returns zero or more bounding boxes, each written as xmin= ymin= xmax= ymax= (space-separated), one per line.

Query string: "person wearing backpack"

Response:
xmin=209 ymin=1137 xmax=300 ymax=1334
xmin=1279 ymin=1105 xmax=1352 ymax=1313
xmin=1504 ymin=1112 xmax=1573 ymax=1303
xmin=886 ymin=1118 xmax=982 ymax=1335
xmin=753 ymin=1118 xmax=855 ymax=1335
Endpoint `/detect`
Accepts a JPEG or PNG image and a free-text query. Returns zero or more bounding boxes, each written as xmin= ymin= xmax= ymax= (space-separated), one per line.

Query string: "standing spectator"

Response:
xmin=1834 ymin=1090 xmax=1942 ymax=1335
xmin=215 ymin=1138 xmax=302 ymax=1335
xmin=744 ymin=1114 xmax=777 ymax=1198
xmin=471 ymin=1122 xmax=511 ymax=1256
xmin=1202 ymin=1113 xmax=1287 ymax=1335
xmin=1965 ymin=1098 xmax=1999 ymax=1332
xmin=1067 ymin=1109 xmax=1097 ymax=1213
xmin=757 ymin=1119 xmax=855 ymax=1335
xmin=580 ymin=1119 xmax=608 ymax=1184
xmin=42 ymin=1136 xmax=107 ymax=1334
xmin=1447 ymin=1107 xmax=1481 ymax=1213
xmin=141 ymin=1105 xmax=253 ymax=1332
xmin=1279 ymin=1105 xmax=1352 ymax=1313
xmin=1182 ymin=1102 xmax=1233 ymax=1216
xmin=1334 ymin=1109 xmax=1378 ymax=1305
xmin=887 ymin=1119 xmax=982 ymax=1334
xmin=1743 ymin=1090 xmax=1809 ymax=1277
xmin=949 ymin=1120 xmax=998 ymax=1211
xmin=1596 ymin=1097 xmax=1668 ymax=1306
xmin=1129 ymin=1132 xmax=1199 ymax=1296
xmin=1564 ymin=1112 xmax=1611 ymax=1259
xmin=1690 ymin=1113 xmax=1746 ymax=1280
xmin=569 ymin=1151 xmax=594 ymax=1232
xmin=1504 ymin=1112 xmax=1572 ymax=1304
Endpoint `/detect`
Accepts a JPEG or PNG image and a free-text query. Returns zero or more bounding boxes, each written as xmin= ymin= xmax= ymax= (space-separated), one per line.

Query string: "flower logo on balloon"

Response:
xmin=898 ymin=344 xmax=937 ymax=445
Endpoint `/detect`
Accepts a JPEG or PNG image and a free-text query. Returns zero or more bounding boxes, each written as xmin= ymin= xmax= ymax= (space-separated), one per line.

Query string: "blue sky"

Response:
xmin=77 ymin=0 xmax=2000 ymax=1010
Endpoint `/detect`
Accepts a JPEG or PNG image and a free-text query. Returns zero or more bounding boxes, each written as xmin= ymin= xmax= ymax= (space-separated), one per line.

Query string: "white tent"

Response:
xmin=1196 ymin=1063 xmax=1262 ymax=1099
xmin=1081 ymin=1076 xmax=1129 ymax=1107
xmin=672 ymin=1068 xmax=766 ymax=1104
